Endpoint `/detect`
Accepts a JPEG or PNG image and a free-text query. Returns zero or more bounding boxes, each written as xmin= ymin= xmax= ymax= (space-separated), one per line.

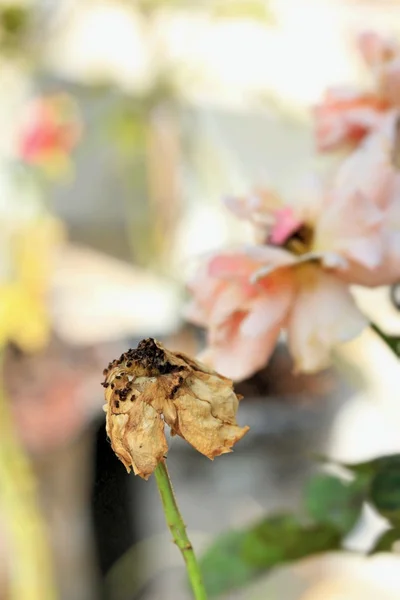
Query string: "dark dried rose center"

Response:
xmin=102 ymin=338 xmax=184 ymax=382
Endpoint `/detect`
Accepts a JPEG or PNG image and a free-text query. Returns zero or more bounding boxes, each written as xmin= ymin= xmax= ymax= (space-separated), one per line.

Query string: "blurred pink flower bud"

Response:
xmin=314 ymin=88 xmax=387 ymax=152
xmin=358 ymin=31 xmax=399 ymax=70
xmin=333 ymin=110 xmax=400 ymax=286
xmin=314 ymin=31 xmax=400 ymax=152
xmin=18 ymin=93 xmax=81 ymax=174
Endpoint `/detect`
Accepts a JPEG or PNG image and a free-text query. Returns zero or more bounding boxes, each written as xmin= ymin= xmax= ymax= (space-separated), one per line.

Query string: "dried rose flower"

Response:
xmin=102 ymin=338 xmax=249 ymax=480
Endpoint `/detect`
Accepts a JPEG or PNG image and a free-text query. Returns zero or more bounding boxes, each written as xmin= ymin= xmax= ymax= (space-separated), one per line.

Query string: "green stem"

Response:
xmin=370 ymin=323 xmax=400 ymax=358
xmin=154 ymin=460 xmax=207 ymax=600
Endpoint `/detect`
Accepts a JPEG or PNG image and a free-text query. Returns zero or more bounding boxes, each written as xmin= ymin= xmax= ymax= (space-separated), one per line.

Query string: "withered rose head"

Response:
xmin=102 ymin=338 xmax=249 ymax=479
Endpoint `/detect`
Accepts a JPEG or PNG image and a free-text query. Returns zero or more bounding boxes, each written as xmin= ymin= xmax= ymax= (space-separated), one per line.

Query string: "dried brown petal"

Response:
xmin=102 ymin=338 xmax=249 ymax=479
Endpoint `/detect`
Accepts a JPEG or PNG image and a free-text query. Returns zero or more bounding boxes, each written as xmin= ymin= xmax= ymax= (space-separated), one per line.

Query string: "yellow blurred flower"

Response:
xmin=0 ymin=215 xmax=65 ymax=353
xmin=13 ymin=216 xmax=65 ymax=297
xmin=0 ymin=283 xmax=49 ymax=352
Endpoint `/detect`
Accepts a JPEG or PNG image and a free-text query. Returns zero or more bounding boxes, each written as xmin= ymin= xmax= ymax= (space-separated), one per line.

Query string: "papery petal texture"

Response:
xmin=103 ymin=339 xmax=249 ymax=478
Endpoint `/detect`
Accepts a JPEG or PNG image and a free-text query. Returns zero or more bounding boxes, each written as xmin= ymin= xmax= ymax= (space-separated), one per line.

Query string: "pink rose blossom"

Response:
xmin=187 ymin=171 xmax=400 ymax=380
xmin=314 ymin=31 xmax=400 ymax=152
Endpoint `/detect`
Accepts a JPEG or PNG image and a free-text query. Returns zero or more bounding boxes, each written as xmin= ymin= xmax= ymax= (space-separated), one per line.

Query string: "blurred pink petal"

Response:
xmin=224 ymin=190 xmax=279 ymax=224
xmin=337 ymin=255 xmax=400 ymax=287
xmin=269 ymin=207 xmax=302 ymax=245
xmin=315 ymin=190 xmax=384 ymax=270
xmin=359 ymin=31 xmax=400 ymax=106
xmin=333 ymin=112 xmax=398 ymax=210
xmin=314 ymin=88 xmax=387 ymax=151
xmin=199 ymin=323 xmax=280 ymax=382
xmin=186 ymin=252 xmax=261 ymax=327
xmin=358 ymin=31 xmax=399 ymax=68
xmin=244 ymin=245 xmax=296 ymax=282
xmin=199 ymin=275 xmax=294 ymax=381
xmin=291 ymin=173 xmax=327 ymax=223
xmin=287 ymin=268 xmax=368 ymax=373
xmin=185 ymin=261 xmax=225 ymax=326
xmin=240 ymin=286 xmax=293 ymax=337
xmin=188 ymin=249 xmax=295 ymax=380
xmin=332 ymin=111 xmax=400 ymax=284
xmin=382 ymin=57 xmax=400 ymax=105
xmin=209 ymin=252 xmax=262 ymax=280
xmin=18 ymin=94 xmax=81 ymax=165
xmin=210 ymin=283 xmax=252 ymax=326
xmin=315 ymin=32 xmax=400 ymax=152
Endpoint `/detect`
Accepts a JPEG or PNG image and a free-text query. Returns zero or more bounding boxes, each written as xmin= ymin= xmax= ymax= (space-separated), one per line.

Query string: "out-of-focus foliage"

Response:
xmin=0 ymin=3 xmax=31 ymax=54
xmin=200 ymin=473 xmax=360 ymax=596
xmin=371 ymin=323 xmax=400 ymax=358
xmin=199 ymin=530 xmax=259 ymax=597
xmin=304 ymin=473 xmax=365 ymax=534
xmin=391 ymin=282 xmax=400 ymax=310
xmin=370 ymin=462 xmax=400 ymax=524
xmin=339 ymin=454 xmax=400 ymax=525
xmin=200 ymin=455 xmax=400 ymax=597
xmin=370 ymin=528 xmax=400 ymax=555
xmin=241 ymin=515 xmax=341 ymax=568
xmin=201 ymin=516 xmax=343 ymax=597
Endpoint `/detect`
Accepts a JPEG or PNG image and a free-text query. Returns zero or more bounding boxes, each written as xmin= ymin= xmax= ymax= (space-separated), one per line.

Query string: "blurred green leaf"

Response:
xmin=0 ymin=5 xmax=27 ymax=35
xmin=142 ymin=71 xmax=181 ymax=110
xmin=370 ymin=459 xmax=400 ymax=525
xmin=0 ymin=4 xmax=31 ymax=54
xmin=371 ymin=323 xmax=400 ymax=357
xmin=304 ymin=474 xmax=365 ymax=534
xmin=317 ymin=454 xmax=400 ymax=480
xmin=319 ymin=454 xmax=400 ymax=526
xmin=200 ymin=516 xmax=342 ymax=597
xmin=369 ymin=528 xmax=400 ymax=555
xmin=107 ymin=109 xmax=148 ymax=158
xmin=242 ymin=515 xmax=341 ymax=568
xmin=200 ymin=459 xmax=400 ymax=598
xmin=200 ymin=530 xmax=260 ymax=598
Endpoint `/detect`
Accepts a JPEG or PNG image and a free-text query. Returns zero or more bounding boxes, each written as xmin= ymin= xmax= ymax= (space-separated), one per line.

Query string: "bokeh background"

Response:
xmin=1 ymin=1 xmax=400 ymax=599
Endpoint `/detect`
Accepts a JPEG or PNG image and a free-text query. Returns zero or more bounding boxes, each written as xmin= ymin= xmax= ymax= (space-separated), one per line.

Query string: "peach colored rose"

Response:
xmin=314 ymin=31 xmax=400 ymax=152
xmin=187 ymin=171 xmax=400 ymax=379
